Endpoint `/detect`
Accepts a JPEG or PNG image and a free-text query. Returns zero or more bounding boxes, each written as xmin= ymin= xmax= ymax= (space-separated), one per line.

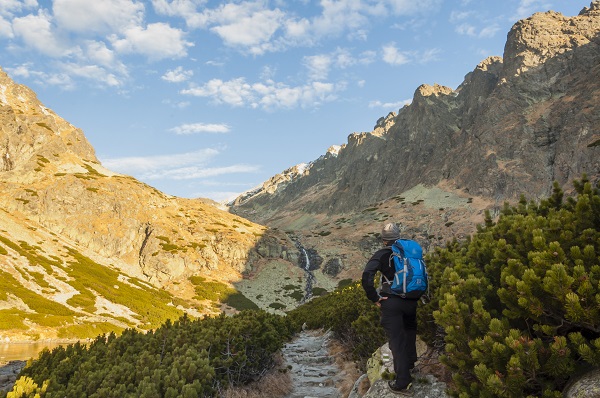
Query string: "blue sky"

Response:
xmin=0 ymin=0 xmax=589 ymax=202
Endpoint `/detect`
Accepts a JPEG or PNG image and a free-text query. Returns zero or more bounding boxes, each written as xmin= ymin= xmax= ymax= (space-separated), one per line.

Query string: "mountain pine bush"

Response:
xmin=4 ymin=311 xmax=292 ymax=398
xmin=419 ymin=177 xmax=600 ymax=397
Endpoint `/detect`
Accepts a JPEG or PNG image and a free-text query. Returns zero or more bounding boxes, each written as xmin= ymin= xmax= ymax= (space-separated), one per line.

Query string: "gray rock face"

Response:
xmin=231 ymin=3 xmax=600 ymax=222
xmin=564 ymin=367 xmax=600 ymax=398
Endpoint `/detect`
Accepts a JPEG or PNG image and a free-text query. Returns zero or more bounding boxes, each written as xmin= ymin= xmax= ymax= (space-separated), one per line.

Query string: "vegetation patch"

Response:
xmin=0 ymin=235 xmax=62 ymax=273
xmin=58 ymin=322 xmax=124 ymax=339
xmin=269 ymin=302 xmax=286 ymax=310
xmin=0 ymin=309 xmax=28 ymax=330
xmin=223 ymin=292 xmax=260 ymax=311
xmin=64 ymin=248 xmax=183 ymax=329
xmin=189 ymin=276 xmax=236 ymax=302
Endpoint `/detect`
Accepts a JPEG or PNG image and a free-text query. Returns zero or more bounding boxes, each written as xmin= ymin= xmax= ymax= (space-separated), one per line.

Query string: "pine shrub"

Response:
xmin=419 ymin=177 xmax=600 ymax=397
xmin=10 ymin=311 xmax=292 ymax=397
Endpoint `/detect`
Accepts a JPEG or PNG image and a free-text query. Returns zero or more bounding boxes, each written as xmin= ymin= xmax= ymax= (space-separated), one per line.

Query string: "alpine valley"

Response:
xmin=1 ymin=2 xmax=599 ymax=345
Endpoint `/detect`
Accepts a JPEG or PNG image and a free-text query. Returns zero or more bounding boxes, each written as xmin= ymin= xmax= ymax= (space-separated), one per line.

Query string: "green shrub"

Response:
xmin=223 ymin=292 xmax=260 ymax=311
xmin=15 ymin=312 xmax=292 ymax=397
xmin=421 ymin=178 xmax=600 ymax=397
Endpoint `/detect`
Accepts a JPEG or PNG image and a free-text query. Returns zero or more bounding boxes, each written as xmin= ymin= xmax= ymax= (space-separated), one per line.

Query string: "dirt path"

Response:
xmin=282 ymin=330 xmax=344 ymax=398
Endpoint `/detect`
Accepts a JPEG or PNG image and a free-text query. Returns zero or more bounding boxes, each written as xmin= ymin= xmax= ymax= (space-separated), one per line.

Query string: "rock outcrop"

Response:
xmin=564 ymin=367 xmax=600 ymax=397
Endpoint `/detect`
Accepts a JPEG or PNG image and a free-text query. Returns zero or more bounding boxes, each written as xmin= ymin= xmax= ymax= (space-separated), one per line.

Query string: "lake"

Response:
xmin=0 ymin=342 xmax=72 ymax=362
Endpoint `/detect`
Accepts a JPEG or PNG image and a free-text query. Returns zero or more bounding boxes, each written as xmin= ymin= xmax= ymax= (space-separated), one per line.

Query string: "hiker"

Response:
xmin=361 ymin=222 xmax=418 ymax=395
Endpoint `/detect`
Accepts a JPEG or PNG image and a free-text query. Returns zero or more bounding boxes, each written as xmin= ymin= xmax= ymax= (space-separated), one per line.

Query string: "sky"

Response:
xmin=0 ymin=0 xmax=590 ymax=202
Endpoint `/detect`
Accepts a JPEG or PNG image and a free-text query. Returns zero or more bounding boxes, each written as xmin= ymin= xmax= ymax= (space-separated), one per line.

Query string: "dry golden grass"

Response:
xmin=222 ymin=354 xmax=293 ymax=398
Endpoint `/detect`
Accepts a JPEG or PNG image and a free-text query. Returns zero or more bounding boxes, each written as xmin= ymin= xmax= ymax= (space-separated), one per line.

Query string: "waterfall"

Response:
xmin=300 ymin=247 xmax=315 ymax=303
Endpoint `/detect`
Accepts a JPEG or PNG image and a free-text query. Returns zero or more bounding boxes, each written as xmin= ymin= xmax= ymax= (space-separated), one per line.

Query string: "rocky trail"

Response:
xmin=282 ymin=330 xmax=345 ymax=398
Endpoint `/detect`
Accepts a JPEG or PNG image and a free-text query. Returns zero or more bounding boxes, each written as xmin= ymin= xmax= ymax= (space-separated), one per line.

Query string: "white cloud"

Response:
xmin=455 ymin=22 xmax=500 ymax=38
xmin=12 ymin=10 xmax=72 ymax=57
xmin=101 ymin=148 xmax=220 ymax=175
xmin=0 ymin=16 xmax=12 ymax=37
xmin=162 ymin=66 xmax=193 ymax=83
xmin=369 ymin=99 xmax=412 ymax=109
xmin=209 ymin=5 xmax=286 ymax=54
xmin=181 ymin=77 xmax=340 ymax=110
xmin=382 ymin=43 xmax=440 ymax=66
xmin=110 ymin=22 xmax=193 ymax=60
xmin=150 ymin=0 xmax=444 ymax=56
xmin=53 ymin=0 xmax=145 ymax=34
xmin=0 ymin=0 xmax=37 ymax=17
xmin=146 ymin=164 xmax=260 ymax=180
xmin=382 ymin=43 xmax=410 ymax=65
xmin=151 ymin=0 xmax=205 ymax=17
xmin=420 ymin=48 xmax=441 ymax=63
xmin=514 ymin=0 xmax=552 ymax=20
xmin=381 ymin=0 xmax=443 ymax=15
xmin=85 ymin=40 xmax=128 ymax=74
xmin=304 ymin=54 xmax=332 ymax=81
xmin=304 ymin=48 xmax=374 ymax=81
xmin=169 ymin=123 xmax=230 ymax=134
xmin=7 ymin=63 xmax=75 ymax=89
xmin=479 ymin=24 xmax=500 ymax=38
xmin=455 ymin=23 xmax=476 ymax=37
xmin=61 ymin=62 xmax=122 ymax=87
xmin=449 ymin=10 xmax=474 ymax=23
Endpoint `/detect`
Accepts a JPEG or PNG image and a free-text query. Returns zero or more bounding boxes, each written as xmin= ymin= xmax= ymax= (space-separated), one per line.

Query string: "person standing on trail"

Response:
xmin=361 ymin=222 xmax=418 ymax=395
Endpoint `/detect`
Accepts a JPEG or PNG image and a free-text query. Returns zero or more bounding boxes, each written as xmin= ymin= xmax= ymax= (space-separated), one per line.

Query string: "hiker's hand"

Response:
xmin=376 ymin=297 xmax=387 ymax=307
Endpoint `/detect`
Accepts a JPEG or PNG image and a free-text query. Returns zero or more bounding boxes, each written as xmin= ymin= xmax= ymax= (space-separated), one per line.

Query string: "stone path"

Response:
xmin=282 ymin=330 xmax=343 ymax=398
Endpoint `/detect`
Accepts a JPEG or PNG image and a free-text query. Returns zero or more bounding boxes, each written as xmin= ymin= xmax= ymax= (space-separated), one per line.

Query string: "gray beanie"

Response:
xmin=381 ymin=223 xmax=400 ymax=241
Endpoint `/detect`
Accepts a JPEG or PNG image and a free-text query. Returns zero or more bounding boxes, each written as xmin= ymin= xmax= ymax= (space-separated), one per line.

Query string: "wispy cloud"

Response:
xmin=146 ymin=164 xmax=260 ymax=180
xmin=162 ymin=66 xmax=194 ymax=83
xmin=303 ymin=48 xmax=374 ymax=81
xmin=181 ymin=78 xmax=340 ymax=110
xmin=169 ymin=123 xmax=230 ymax=134
xmin=382 ymin=43 xmax=440 ymax=66
xmin=101 ymin=148 xmax=259 ymax=182
xmin=455 ymin=22 xmax=500 ymax=38
xmin=513 ymin=0 xmax=552 ymax=20
xmin=369 ymin=99 xmax=412 ymax=110
xmin=101 ymin=148 xmax=220 ymax=175
xmin=53 ymin=0 xmax=145 ymax=34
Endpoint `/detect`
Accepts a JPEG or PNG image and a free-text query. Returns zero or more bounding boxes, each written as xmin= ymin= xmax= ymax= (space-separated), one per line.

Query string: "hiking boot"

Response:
xmin=388 ymin=381 xmax=413 ymax=396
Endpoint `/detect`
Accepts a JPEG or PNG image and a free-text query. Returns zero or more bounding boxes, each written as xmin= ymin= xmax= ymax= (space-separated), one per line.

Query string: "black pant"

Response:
xmin=380 ymin=296 xmax=418 ymax=387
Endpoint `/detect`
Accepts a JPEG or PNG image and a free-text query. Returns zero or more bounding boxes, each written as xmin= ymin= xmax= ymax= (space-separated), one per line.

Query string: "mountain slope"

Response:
xmin=0 ymin=68 xmax=294 ymax=341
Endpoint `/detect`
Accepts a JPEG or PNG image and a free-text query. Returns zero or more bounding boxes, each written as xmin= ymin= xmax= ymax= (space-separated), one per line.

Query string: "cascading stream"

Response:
xmin=300 ymin=247 xmax=315 ymax=303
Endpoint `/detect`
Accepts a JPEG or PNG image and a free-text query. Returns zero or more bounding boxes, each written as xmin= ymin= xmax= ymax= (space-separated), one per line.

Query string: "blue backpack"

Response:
xmin=384 ymin=239 xmax=429 ymax=299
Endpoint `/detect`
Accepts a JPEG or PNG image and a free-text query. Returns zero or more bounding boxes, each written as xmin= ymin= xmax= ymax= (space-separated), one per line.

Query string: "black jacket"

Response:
xmin=361 ymin=246 xmax=396 ymax=302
